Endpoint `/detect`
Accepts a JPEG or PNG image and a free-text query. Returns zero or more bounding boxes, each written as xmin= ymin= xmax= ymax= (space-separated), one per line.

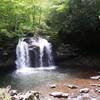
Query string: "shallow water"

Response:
xmin=0 ymin=66 xmax=99 ymax=92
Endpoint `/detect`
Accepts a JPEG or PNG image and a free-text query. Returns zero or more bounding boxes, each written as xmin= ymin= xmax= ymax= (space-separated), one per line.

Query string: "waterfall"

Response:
xmin=15 ymin=37 xmax=54 ymax=69
xmin=15 ymin=38 xmax=30 ymax=68
xmin=30 ymin=37 xmax=54 ymax=67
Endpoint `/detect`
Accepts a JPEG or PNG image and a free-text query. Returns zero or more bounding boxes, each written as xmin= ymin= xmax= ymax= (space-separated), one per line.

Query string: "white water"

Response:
xmin=15 ymin=37 xmax=54 ymax=71
xmin=15 ymin=38 xmax=30 ymax=69
xmin=30 ymin=37 xmax=54 ymax=67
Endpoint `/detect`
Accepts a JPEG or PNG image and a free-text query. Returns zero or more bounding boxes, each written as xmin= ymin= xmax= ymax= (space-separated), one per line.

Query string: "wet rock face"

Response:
xmin=29 ymin=46 xmax=40 ymax=67
xmin=42 ymin=47 xmax=53 ymax=67
xmin=21 ymin=37 xmax=54 ymax=68
xmin=54 ymin=44 xmax=79 ymax=64
xmin=29 ymin=45 xmax=52 ymax=67
xmin=0 ymin=39 xmax=17 ymax=71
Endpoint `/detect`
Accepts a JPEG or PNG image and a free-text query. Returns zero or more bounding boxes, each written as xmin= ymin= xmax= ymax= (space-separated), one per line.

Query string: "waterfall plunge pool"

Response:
xmin=0 ymin=37 xmax=99 ymax=93
xmin=0 ymin=66 xmax=99 ymax=92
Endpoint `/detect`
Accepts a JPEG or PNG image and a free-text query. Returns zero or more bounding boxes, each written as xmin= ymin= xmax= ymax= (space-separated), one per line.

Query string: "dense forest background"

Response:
xmin=0 ymin=0 xmax=100 ymax=51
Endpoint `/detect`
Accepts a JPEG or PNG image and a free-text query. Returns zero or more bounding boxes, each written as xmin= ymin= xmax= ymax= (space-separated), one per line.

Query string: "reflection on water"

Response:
xmin=0 ymin=66 xmax=99 ymax=91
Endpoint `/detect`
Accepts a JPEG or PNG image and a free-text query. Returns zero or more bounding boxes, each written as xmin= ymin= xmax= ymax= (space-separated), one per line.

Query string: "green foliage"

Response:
xmin=47 ymin=0 xmax=100 ymax=49
xmin=46 ymin=0 xmax=69 ymax=33
xmin=96 ymin=0 xmax=100 ymax=15
xmin=0 ymin=0 xmax=50 ymax=39
xmin=0 ymin=0 xmax=100 ymax=50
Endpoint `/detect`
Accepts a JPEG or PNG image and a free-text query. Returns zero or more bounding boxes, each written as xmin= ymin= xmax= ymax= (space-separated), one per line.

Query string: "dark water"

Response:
xmin=0 ymin=66 xmax=99 ymax=92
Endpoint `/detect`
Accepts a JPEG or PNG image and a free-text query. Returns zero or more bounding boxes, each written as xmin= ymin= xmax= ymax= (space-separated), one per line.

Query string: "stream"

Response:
xmin=0 ymin=66 xmax=99 ymax=92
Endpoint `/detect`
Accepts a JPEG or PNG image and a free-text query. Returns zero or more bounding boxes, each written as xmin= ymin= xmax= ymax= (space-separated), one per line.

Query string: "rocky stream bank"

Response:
xmin=0 ymin=75 xmax=100 ymax=100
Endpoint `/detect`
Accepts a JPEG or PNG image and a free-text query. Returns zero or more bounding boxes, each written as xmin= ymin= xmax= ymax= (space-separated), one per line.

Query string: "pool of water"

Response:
xmin=0 ymin=66 xmax=99 ymax=92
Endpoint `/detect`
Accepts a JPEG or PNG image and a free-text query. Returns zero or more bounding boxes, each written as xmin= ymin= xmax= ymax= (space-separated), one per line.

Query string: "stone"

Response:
xmin=17 ymin=92 xmax=33 ymax=100
xmin=49 ymin=84 xmax=56 ymax=88
xmin=6 ymin=85 xmax=11 ymax=93
xmin=30 ymin=90 xmax=40 ymax=95
xmin=19 ymin=94 xmax=25 ymax=100
xmin=90 ymin=76 xmax=100 ymax=80
xmin=50 ymin=91 xmax=69 ymax=98
xmin=95 ymin=89 xmax=100 ymax=93
xmin=10 ymin=90 xmax=17 ymax=96
xmin=79 ymin=88 xmax=89 ymax=93
xmin=50 ymin=91 xmax=62 ymax=97
xmin=61 ymin=93 xmax=69 ymax=98
xmin=11 ymin=95 xmax=19 ymax=100
xmin=91 ymin=84 xmax=100 ymax=87
xmin=66 ymin=84 xmax=79 ymax=89
xmin=15 ymin=91 xmax=40 ymax=100
xmin=24 ymin=91 xmax=33 ymax=99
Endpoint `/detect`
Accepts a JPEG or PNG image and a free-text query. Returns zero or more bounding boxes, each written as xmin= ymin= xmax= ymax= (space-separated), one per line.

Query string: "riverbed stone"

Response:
xmin=49 ymin=84 xmax=56 ymax=88
xmin=61 ymin=93 xmax=69 ymax=97
xmin=50 ymin=91 xmax=62 ymax=97
xmin=10 ymin=90 xmax=40 ymax=100
xmin=50 ymin=91 xmax=69 ymax=98
xmin=10 ymin=90 xmax=17 ymax=96
xmin=91 ymin=84 xmax=100 ymax=87
xmin=90 ymin=76 xmax=100 ymax=80
xmin=6 ymin=85 xmax=12 ymax=93
xmin=17 ymin=92 xmax=31 ymax=100
xmin=79 ymin=88 xmax=89 ymax=93
xmin=30 ymin=91 xmax=40 ymax=96
xmin=11 ymin=95 xmax=19 ymax=100
xmin=95 ymin=89 xmax=100 ymax=93
xmin=66 ymin=84 xmax=79 ymax=89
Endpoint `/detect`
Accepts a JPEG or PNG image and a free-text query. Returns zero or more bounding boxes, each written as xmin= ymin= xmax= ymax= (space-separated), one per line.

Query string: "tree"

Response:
xmin=0 ymin=0 xmax=50 ymax=38
xmin=47 ymin=0 xmax=100 ymax=50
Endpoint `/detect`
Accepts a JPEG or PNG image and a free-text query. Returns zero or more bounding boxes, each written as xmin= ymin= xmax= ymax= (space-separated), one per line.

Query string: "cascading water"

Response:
xmin=15 ymin=38 xmax=30 ymax=69
xmin=15 ymin=37 xmax=54 ymax=71
xmin=30 ymin=37 xmax=54 ymax=67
